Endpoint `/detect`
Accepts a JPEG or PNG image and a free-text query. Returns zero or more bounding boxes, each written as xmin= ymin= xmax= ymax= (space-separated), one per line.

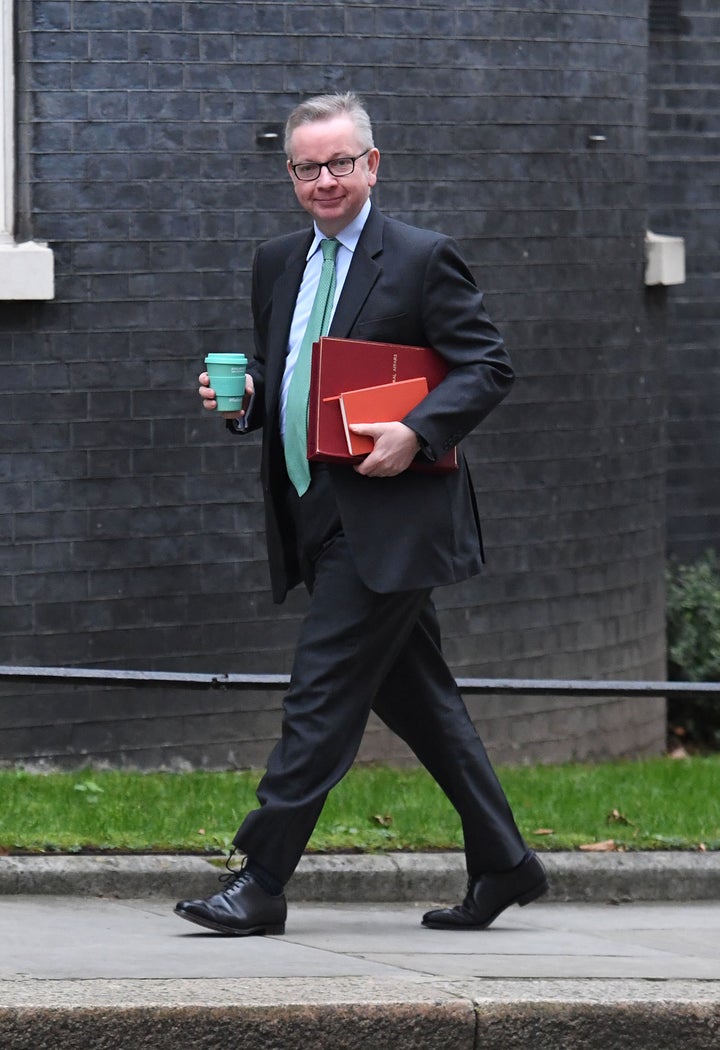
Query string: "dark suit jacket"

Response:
xmin=243 ymin=205 xmax=514 ymax=604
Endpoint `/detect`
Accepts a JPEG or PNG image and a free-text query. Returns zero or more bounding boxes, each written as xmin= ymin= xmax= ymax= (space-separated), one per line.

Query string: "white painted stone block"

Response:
xmin=645 ymin=230 xmax=686 ymax=286
xmin=0 ymin=240 xmax=55 ymax=299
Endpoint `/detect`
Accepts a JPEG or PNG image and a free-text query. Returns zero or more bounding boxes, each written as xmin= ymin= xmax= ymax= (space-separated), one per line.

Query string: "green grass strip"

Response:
xmin=0 ymin=756 xmax=718 ymax=855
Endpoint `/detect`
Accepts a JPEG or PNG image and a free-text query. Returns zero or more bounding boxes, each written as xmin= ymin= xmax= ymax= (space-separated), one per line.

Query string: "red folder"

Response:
xmin=307 ymin=337 xmax=458 ymax=474
xmin=332 ymin=377 xmax=429 ymax=455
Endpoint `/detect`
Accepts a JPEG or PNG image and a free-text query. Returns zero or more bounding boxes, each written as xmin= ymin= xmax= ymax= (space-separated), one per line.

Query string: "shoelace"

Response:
xmin=218 ymin=848 xmax=249 ymax=891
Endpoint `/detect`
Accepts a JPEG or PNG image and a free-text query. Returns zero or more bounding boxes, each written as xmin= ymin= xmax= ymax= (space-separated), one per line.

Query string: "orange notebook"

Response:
xmin=307 ymin=337 xmax=458 ymax=474
xmin=332 ymin=377 xmax=429 ymax=455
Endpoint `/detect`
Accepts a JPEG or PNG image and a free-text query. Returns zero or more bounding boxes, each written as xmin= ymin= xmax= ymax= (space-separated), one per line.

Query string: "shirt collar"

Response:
xmin=306 ymin=199 xmax=372 ymax=260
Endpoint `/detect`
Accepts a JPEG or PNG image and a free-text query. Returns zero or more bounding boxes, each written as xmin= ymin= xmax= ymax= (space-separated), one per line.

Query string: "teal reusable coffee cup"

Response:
xmin=205 ymin=353 xmax=248 ymax=413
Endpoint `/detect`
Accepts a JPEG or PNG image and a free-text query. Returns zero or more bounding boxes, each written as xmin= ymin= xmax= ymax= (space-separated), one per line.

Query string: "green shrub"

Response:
xmin=666 ymin=549 xmax=720 ymax=748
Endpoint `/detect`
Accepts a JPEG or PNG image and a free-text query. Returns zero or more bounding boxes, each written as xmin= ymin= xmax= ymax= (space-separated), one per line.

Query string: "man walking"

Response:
xmin=176 ymin=92 xmax=547 ymax=935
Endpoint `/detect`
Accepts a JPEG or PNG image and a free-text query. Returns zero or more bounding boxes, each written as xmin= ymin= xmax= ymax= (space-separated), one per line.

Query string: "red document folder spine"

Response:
xmin=307 ymin=337 xmax=458 ymax=474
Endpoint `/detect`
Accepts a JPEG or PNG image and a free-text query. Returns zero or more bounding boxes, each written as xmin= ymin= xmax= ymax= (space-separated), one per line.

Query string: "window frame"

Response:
xmin=0 ymin=0 xmax=54 ymax=299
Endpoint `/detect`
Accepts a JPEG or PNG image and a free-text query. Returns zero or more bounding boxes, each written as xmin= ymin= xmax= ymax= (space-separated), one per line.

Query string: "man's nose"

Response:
xmin=316 ymin=165 xmax=338 ymax=186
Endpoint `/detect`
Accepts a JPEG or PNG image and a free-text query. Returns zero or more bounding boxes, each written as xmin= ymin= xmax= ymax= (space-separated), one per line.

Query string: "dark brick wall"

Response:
xmin=648 ymin=0 xmax=720 ymax=559
xmin=0 ymin=1 xmax=667 ymax=768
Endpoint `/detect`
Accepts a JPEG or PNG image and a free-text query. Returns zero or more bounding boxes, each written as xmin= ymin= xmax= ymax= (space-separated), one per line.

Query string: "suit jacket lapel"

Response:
xmin=329 ymin=206 xmax=384 ymax=337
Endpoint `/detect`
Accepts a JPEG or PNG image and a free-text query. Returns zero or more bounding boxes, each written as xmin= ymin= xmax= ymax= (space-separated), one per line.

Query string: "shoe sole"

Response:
xmin=174 ymin=906 xmax=285 ymax=937
xmin=421 ymin=877 xmax=549 ymax=930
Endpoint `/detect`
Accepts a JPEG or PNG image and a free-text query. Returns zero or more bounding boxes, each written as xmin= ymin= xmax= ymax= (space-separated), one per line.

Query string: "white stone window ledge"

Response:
xmin=0 ymin=239 xmax=55 ymax=300
xmin=645 ymin=230 xmax=685 ymax=287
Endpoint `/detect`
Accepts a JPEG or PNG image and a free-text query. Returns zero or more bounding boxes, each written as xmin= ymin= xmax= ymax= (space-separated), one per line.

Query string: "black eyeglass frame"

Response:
xmin=290 ymin=148 xmax=372 ymax=182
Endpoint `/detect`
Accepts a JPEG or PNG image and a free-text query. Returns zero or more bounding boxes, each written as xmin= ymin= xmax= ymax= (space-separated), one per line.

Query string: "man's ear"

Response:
xmin=367 ymin=148 xmax=380 ymax=186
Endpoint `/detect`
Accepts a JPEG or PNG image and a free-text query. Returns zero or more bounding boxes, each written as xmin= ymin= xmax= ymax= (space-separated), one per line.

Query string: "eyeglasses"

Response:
xmin=290 ymin=148 xmax=371 ymax=182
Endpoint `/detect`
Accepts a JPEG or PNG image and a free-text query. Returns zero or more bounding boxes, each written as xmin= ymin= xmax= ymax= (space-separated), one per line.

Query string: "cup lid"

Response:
xmin=205 ymin=353 xmax=248 ymax=364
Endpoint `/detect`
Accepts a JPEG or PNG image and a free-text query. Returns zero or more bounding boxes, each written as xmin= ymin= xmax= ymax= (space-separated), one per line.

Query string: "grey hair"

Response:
xmin=284 ymin=92 xmax=375 ymax=159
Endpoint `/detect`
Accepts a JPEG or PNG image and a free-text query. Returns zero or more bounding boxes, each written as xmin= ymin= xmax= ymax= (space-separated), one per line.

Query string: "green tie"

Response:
xmin=285 ymin=237 xmax=340 ymax=495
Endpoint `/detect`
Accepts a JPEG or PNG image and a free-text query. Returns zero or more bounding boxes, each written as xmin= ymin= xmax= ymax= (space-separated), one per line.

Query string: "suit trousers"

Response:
xmin=232 ymin=467 xmax=527 ymax=885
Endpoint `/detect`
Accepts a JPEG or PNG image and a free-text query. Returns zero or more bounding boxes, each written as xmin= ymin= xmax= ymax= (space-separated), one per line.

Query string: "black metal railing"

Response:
xmin=0 ymin=664 xmax=717 ymax=699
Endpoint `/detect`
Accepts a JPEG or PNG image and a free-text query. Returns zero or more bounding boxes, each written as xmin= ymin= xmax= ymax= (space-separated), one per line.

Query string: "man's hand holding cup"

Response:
xmin=200 ymin=353 xmax=254 ymax=420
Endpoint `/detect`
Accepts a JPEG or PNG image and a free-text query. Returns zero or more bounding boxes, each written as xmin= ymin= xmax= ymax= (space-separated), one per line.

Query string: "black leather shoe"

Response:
xmin=422 ymin=850 xmax=548 ymax=930
xmin=174 ymin=869 xmax=287 ymax=936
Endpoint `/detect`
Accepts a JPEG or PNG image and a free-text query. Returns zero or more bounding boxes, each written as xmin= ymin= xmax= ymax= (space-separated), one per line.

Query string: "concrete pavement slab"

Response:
xmin=1 ymin=898 xmax=719 ymax=987
xmin=1 ymin=897 xmax=719 ymax=1048
xmin=0 ymin=897 xmax=409 ymax=981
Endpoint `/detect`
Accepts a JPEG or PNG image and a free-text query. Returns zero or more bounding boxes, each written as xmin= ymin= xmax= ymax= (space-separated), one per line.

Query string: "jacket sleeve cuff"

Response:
xmin=414 ymin=431 xmax=436 ymax=462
